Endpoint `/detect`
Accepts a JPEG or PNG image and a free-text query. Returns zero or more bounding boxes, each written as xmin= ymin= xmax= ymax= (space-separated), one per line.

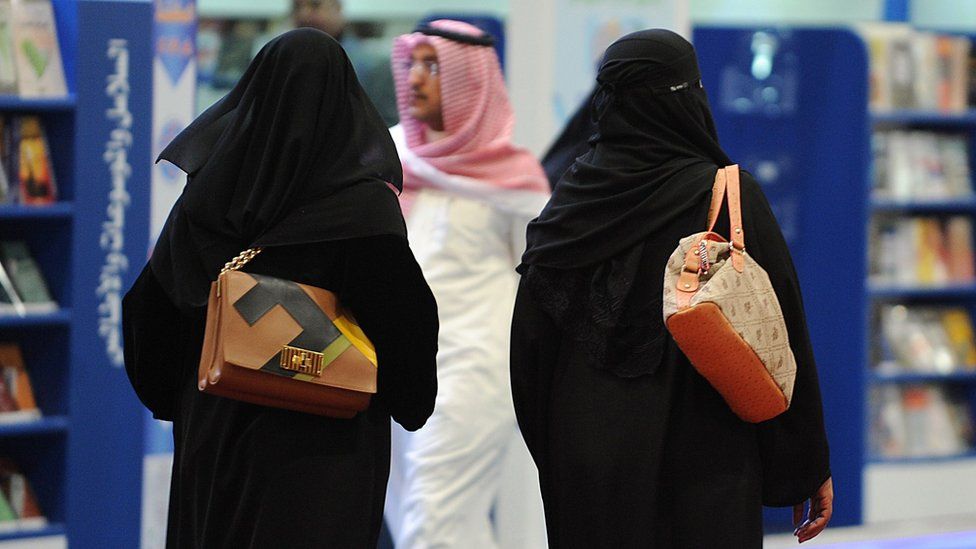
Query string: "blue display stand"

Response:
xmin=69 ymin=2 xmax=153 ymax=546
xmin=0 ymin=1 xmax=152 ymax=546
xmin=694 ymin=26 xmax=871 ymax=529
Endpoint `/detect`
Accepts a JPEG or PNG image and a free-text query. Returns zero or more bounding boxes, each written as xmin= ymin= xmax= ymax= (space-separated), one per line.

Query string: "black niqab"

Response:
xmin=519 ymin=29 xmax=732 ymax=377
xmin=151 ymin=28 xmax=405 ymax=310
xmin=521 ymin=29 xmax=731 ymax=270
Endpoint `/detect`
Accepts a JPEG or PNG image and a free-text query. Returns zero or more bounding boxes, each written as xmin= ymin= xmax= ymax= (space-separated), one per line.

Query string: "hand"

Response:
xmin=793 ymin=477 xmax=833 ymax=544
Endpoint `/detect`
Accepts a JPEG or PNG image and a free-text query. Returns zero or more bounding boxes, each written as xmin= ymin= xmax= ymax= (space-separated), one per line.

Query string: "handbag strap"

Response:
xmin=705 ymin=165 xmax=745 ymax=272
xmin=220 ymin=248 xmax=264 ymax=275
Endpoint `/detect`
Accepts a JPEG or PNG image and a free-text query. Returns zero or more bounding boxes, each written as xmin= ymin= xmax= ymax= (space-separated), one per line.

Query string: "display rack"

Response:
xmin=695 ymin=24 xmax=976 ymax=527
xmin=0 ymin=1 xmax=153 ymax=547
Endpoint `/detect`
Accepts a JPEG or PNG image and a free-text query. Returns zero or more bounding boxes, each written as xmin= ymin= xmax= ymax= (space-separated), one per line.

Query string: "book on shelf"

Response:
xmin=872 ymin=130 xmax=972 ymax=201
xmin=0 ymin=115 xmax=56 ymax=206
xmin=859 ymin=24 xmax=971 ymax=113
xmin=0 ymin=240 xmax=55 ymax=316
xmin=870 ymin=215 xmax=975 ymax=287
xmin=876 ymin=304 xmax=976 ymax=374
xmin=0 ymin=459 xmax=45 ymax=531
xmin=14 ymin=115 xmax=54 ymax=205
xmin=870 ymin=383 xmax=974 ymax=458
xmin=8 ymin=0 xmax=66 ymax=98
xmin=0 ymin=2 xmax=16 ymax=96
xmin=0 ymin=344 xmax=40 ymax=423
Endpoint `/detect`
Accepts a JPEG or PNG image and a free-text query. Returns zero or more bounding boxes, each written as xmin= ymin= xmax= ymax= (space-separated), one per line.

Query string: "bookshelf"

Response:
xmin=0 ymin=1 xmax=153 ymax=547
xmin=872 ymin=109 xmax=976 ymax=127
xmin=0 ymin=96 xmax=76 ymax=113
xmin=695 ymin=25 xmax=976 ymax=527
xmin=0 ymin=203 xmax=74 ymax=220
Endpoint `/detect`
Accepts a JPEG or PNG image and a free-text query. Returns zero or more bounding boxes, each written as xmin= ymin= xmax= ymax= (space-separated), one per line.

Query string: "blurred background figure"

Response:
xmin=291 ymin=0 xmax=399 ymax=125
xmin=383 ymin=19 xmax=551 ymax=549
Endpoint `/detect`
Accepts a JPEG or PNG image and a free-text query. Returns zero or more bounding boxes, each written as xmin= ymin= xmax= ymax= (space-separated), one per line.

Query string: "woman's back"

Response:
xmin=512 ymin=29 xmax=831 ymax=548
xmin=123 ymin=28 xmax=439 ymax=548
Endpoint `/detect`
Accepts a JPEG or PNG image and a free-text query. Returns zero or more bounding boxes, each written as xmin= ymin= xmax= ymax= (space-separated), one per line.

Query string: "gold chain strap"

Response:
xmin=220 ymin=247 xmax=264 ymax=275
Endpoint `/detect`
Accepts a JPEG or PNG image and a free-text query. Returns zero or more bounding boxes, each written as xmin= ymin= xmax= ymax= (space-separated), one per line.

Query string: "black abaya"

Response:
xmin=512 ymin=176 xmax=828 ymax=547
xmin=124 ymin=235 xmax=437 ymax=548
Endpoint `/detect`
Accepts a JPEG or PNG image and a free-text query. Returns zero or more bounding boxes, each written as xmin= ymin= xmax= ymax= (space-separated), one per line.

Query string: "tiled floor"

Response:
xmin=765 ymin=514 xmax=976 ymax=548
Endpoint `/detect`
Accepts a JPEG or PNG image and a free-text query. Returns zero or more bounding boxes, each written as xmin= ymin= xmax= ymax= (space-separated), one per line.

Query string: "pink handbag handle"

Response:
xmin=706 ymin=165 xmax=745 ymax=272
xmin=674 ymin=165 xmax=746 ymax=304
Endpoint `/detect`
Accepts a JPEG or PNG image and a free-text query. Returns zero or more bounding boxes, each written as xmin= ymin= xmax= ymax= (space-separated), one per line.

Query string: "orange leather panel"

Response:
xmin=300 ymin=283 xmax=340 ymax=320
xmin=319 ymin=345 xmax=378 ymax=393
xmin=666 ymin=302 xmax=788 ymax=423
xmin=221 ymin=298 xmax=303 ymax=374
xmin=204 ymin=363 xmax=371 ymax=417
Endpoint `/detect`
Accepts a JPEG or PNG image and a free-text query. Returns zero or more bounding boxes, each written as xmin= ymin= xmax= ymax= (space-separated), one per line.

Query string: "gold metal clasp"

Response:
xmin=280 ymin=346 xmax=325 ymax=377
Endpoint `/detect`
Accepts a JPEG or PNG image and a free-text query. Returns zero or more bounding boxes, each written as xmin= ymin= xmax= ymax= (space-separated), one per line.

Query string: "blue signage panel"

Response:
xmin=69 ymin=1 xmax=154 ymax=547
xmin=695 ymin=27 xmax=869 ymax=529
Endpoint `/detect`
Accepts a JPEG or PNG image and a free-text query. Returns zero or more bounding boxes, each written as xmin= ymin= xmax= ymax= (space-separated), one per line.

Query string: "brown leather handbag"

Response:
xmin=663 ymin=165 xmax=797 ymax=423
xmin=197 ymin=248 xmax=377 ymax=417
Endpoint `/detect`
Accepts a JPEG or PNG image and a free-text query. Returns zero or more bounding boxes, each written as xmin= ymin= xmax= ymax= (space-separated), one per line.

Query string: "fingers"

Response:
xmin=793 ymin=503 xmax=804 ymax=528
xmin=796 ymin=494 xmax=833 ymax=543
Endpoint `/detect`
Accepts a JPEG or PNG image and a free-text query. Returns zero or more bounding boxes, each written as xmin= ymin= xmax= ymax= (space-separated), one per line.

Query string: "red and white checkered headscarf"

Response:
xmin=391 ymin=20 xmax=548 ymax=195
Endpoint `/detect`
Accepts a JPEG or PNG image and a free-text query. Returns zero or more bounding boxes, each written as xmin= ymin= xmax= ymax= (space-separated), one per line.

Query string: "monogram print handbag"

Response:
xmin=663 ymin=165 xmax=796 ymax=423
xmin=197 ymin=248 xmax=377 ymax=417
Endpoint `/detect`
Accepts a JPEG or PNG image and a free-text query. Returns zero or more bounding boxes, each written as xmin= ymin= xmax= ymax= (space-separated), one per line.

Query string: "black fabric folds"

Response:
xmin=520 ymin=29 xmax=731 ymax=376
xmin=151 ymin=28 xmax=406 ymax=310
xmin=541 ymin=89 xmax=597 ymax=189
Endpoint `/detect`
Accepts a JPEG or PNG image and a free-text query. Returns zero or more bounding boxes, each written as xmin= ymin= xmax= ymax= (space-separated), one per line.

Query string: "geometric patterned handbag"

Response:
xmin=663 ymin=165 xmax=796 ymax=423
xmin=197 ymin=248 xmax=377 ymax=417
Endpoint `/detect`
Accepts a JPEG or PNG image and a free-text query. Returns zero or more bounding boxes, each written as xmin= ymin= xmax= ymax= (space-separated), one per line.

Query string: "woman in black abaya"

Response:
xmin=512 ymin=30 xmax=832 ymax=548
xmin=122 ymin=29 xmax=438 ymax=548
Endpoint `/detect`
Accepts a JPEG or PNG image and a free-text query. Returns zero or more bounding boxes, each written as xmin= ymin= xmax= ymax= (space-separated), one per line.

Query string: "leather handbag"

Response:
xmin=662 ymin=165 xmax=796 ymax=423
xmin=197 ymin=248 xmax=377 ymax=417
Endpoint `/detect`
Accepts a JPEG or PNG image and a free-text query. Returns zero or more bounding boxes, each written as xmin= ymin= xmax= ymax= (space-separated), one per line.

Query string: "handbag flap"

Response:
xmin=215 ymin=271 xmax=377 ymax=394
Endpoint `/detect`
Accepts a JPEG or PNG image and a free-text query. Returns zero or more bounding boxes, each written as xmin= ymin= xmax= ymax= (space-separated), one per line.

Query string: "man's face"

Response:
xmin=406 ymin=44 xmax=444 ymax=131
xmin=292 ymin=0 xmax=344 ymax=37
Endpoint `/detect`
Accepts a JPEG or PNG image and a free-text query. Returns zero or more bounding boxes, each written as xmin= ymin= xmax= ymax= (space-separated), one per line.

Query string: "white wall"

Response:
xmin=691 ymin=0 xmax=884 ymax=24
xmin=197 ymin=0 xmax=506 ymax=20
xmin=911 ymin=0 xmax=976 ymax=31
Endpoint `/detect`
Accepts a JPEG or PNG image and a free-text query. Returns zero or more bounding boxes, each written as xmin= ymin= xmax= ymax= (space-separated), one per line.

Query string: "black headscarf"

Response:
xmin=541 ymin=88 xmax=597 ymax=189
xmin=151 ymin=28 xmax=405 ymax=310
xmin=521 ymin=29 xmax=730 ymax=270
xmin=518 ymin=29 xmax=732 ymax=378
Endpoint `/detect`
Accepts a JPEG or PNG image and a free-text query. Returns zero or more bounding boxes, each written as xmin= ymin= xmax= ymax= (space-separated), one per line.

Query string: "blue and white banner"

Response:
xmin=552 ymin=0 xmax=690 ymax=124
xmin=150 ymin=0 xmax=196 ymax=246
xmin=142 ymin=2 xmax=196 ymax=548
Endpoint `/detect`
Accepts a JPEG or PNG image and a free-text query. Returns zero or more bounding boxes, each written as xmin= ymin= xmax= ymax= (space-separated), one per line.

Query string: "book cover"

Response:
xmin=0 ymin=490 xmax=14 ymax=523
xmin=0 ymin=376 xmax=17 ymax=413
xmin=0 ymin=257 xmax=25 ymax=316
xmin=0 ymin=343 xmax=38 ymax=415
xmin=15 ymin=116 xmax=55 ymax=205
xmin=939 ymin=134 xmax=972 ymax=197
xmin=942 ymin=309 xmax=976 ymax=368
xmin=856 ymin=23 xmax=915 ymax=111
xmin=0 ymin=241 xmax=55 ymax=312
xmin=0 ymin=116 xmax=9 ymax=205
xmin=0 ymin=1 xmax=17 ymax=95
xmin=0 ymin=459 xmax=43 ymax=521
xmin=9 ymin=0 xmax=65 ymax=97
xmin=968 ymin=38 xmax=976 ymax=108
xmin=948 ymin=36 xmax=971 ymax=112
xmin=913 ymin=32 xmax=938 ymax=111
xmin=888 ymin=35 xmax=918 ymax=110
xmin=945 ymin=216 xmax=975 ymax=283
